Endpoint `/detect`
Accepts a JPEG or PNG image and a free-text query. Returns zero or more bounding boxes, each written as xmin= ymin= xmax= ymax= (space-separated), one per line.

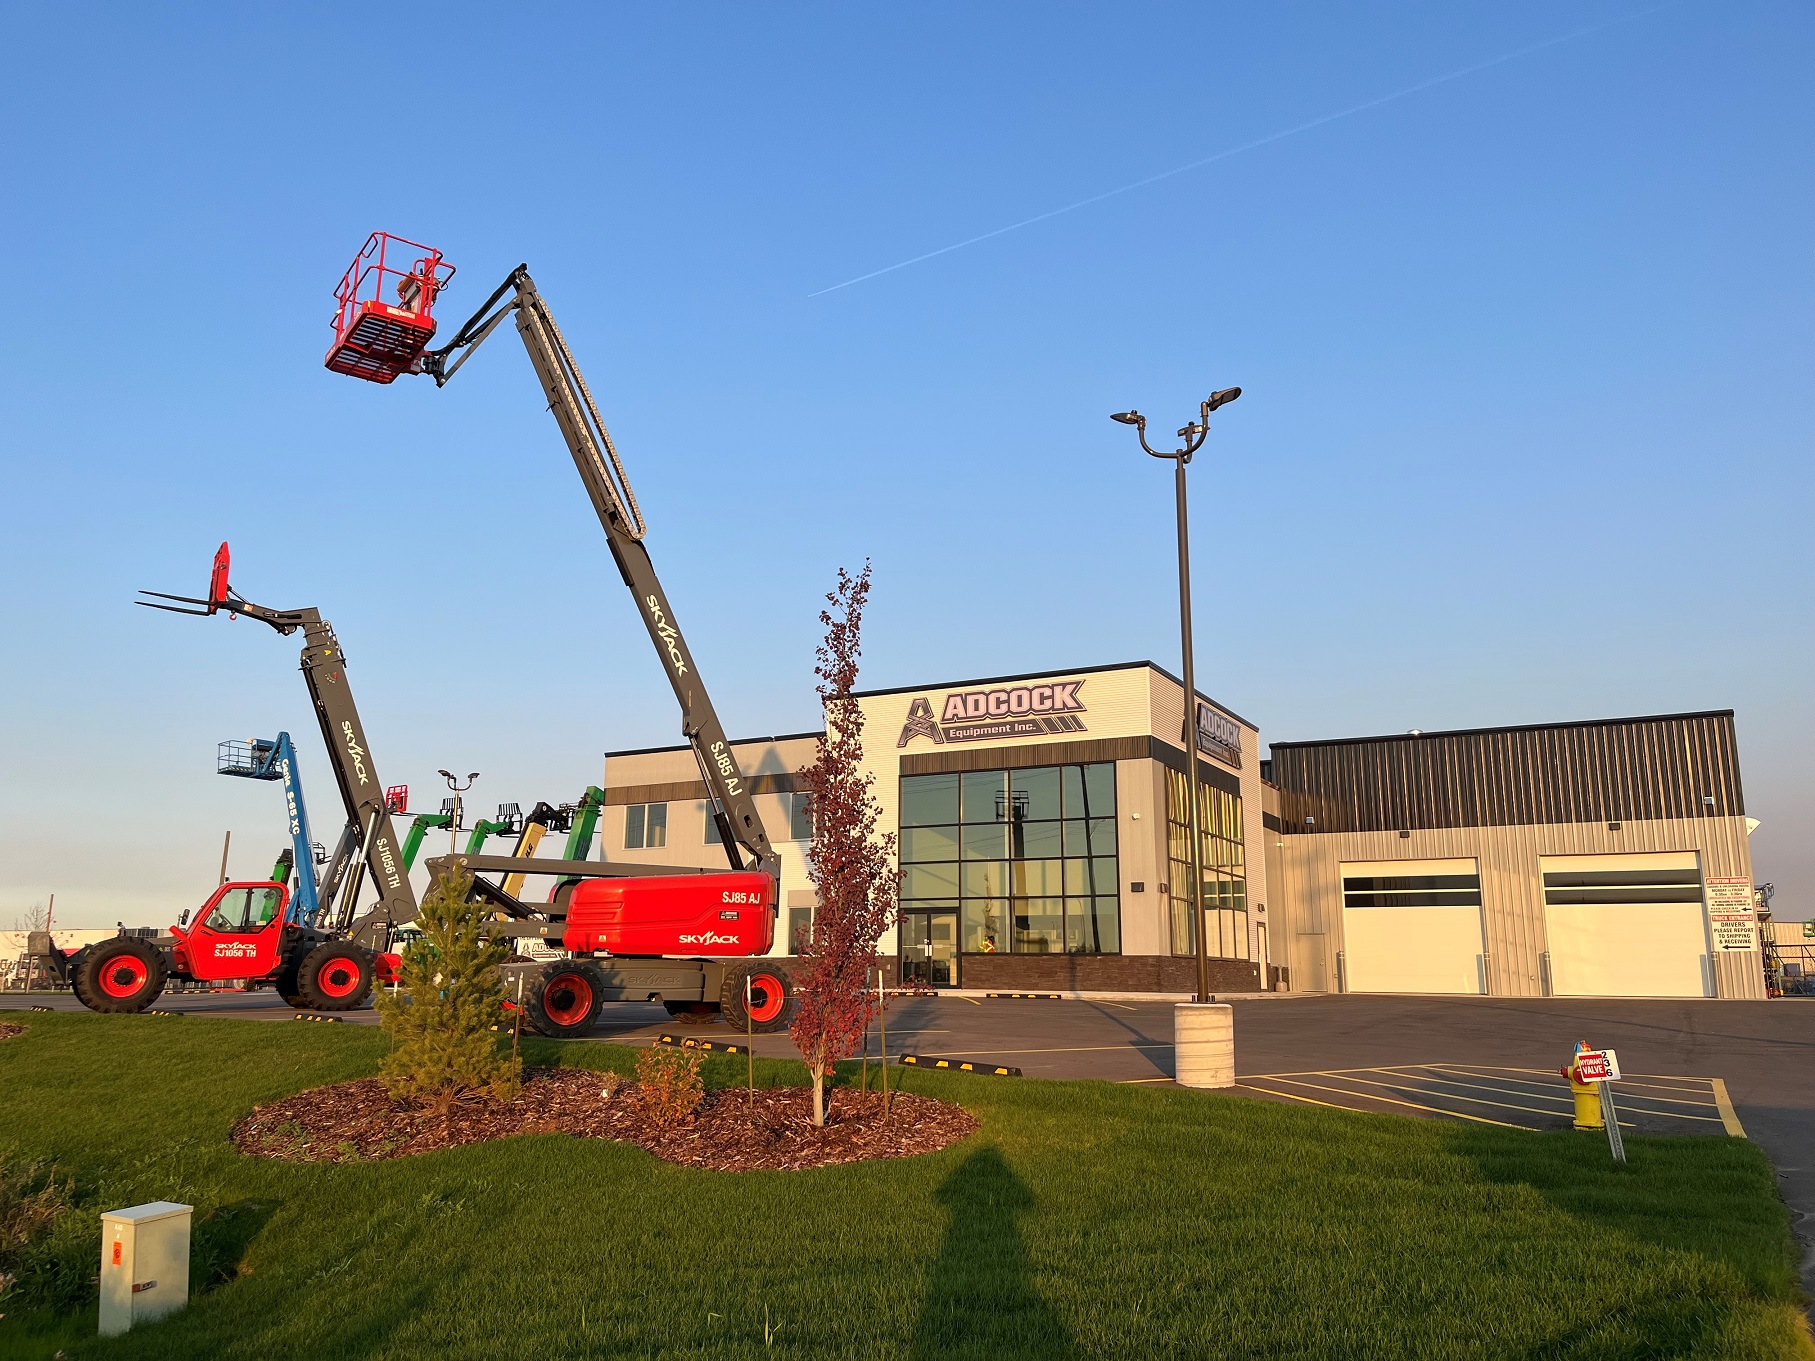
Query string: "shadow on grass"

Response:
xmin=910 ymin=1146 xmax=1076 ymax=1361
xmin=1442 ymin=1123 xmax=1815 ymax=1353
xmin=193 ymin=1198 xmax=280 ymax=1294
xmin=1445 ymin=1125 xmax=1794 ymax=1286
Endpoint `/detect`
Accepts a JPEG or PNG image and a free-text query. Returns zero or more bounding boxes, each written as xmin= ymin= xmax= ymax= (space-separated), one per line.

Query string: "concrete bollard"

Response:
xmin=1174 ymin=1002 xmax=1234 ymax=1089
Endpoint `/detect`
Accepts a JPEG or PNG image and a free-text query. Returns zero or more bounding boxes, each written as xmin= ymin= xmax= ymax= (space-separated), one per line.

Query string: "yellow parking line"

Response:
xmin=1243 ymin=1064 xmax=1464 ymax=1079
xmin=1603 ymin=1078 xmax=1719 ymax=1098
xmin=1710 ymin=1078 xmax=1748 ymax=1138
xmin=1118 ymin=1077 xmax=1175 ymax=1084
xmin=1322 ymin=1072 xmax=1574 ymax=1122
xmin=1378 ymin=1068 xmax=1578 ymax=1108
xmin=1431 ymin=1066 xmax=1721 ymax=1112
xmin=1428 ymin=1067 xmax=1591 ymax=1096
xmin=1245 ymin=1075 xmax=1535 ymax=1130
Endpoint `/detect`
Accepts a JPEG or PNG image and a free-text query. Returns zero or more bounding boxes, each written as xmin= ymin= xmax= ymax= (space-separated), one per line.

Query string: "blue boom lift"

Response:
xmin=216 ymin=734 xmax=330 ymax=925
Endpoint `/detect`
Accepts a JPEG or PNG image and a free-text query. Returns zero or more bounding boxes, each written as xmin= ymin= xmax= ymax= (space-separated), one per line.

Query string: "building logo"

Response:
xmin=1195 ymin=701 xmax=1243 ymax=767
xmin=898 ymin=681 xmax=1089 ymax=748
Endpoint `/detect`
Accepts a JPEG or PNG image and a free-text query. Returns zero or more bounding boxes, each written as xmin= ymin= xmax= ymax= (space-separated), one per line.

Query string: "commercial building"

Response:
xmin=599 ymin=669 xmax=1767 ymax=1001
xmin=602 ymin=662 xmax=1275 ymax=994
xmin=1264 ymin=709 xmax=1766 ymax=1000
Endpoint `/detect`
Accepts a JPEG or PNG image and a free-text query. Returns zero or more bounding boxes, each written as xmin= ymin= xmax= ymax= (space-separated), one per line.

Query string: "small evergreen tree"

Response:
xmin=375 ymin=863 xmax=520 ymax=1112
xmin=790 ymin=563 xmax=898 ymax=1126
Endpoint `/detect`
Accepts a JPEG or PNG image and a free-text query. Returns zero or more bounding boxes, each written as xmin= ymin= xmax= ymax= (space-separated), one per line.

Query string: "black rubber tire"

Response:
xmin=296 ymin=942 xmax=374 ymax=1012
xmin=68 ymin=963 xmax=96 ymax=1009
xmin=524 ymin=960 xmax=605 ymax=1039
xmin=720 ymin=964 xmax=793 ymax=1034
xmin=75 ymin=938 xmax=168 ymax=1014
xmin=272 ymin=955 xmax=305 ymax=1008
xmin=663 ymin=1000 xmax=720 ymax=1024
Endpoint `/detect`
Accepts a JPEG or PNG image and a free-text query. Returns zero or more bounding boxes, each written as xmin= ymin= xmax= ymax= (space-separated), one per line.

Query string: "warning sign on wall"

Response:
xmin=1706 ymin=877 xmax=1756 ymax=952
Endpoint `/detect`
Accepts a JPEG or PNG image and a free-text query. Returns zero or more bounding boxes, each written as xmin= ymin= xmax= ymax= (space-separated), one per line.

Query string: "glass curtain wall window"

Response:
xmin=1165 ymin=769 xmax=1247 ymax=959
xmin=899 ymin=762 xmax=1120 ymax=955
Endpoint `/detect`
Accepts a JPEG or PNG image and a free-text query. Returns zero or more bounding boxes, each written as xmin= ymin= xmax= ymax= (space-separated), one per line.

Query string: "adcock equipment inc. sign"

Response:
xmin=1195 ymin=701 xmax=1243 ymax=767
xmin=898 ymin=680 xmax=1089 ymax=748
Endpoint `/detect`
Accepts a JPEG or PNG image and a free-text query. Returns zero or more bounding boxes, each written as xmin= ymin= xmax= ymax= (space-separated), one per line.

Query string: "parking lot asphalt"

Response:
xmin=8 ymin=989 xmax=1810 ymax=1291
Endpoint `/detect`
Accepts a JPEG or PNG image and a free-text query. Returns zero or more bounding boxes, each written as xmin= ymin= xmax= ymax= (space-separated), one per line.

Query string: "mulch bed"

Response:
xmin=231 ymin=1068 xmax=977 ymax=1171
xmin=0 ymin=1022 xmax=23 ymax=1040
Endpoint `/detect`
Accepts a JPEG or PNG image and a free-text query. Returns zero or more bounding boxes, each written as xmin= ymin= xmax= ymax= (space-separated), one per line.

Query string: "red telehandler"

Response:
xmin=37 ymin=545 xmax=414 ymax=1013
xmin=323 ymin=233 xmax=795 ymax=1037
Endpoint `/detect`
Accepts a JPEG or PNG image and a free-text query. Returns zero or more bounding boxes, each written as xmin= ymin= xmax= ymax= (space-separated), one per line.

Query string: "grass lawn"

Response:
xmin=0 ymin=1012 xmax=1809 ymax=1360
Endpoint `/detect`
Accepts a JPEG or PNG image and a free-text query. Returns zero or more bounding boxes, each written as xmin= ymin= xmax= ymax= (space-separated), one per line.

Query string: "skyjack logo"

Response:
xmin=340 ymin=722 xmax=370 ymax=786
xmin=677 ymin=931 xmax=740 ymax=947
xmin=645 ymin=595 xmax=688 ymax=676
xmin=898 ymin=681 xmax=1089 ymax=748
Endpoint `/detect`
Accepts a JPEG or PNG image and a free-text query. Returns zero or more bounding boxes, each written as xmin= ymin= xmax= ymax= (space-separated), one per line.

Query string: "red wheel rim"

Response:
xmin=98 ymin=955 xmax=148 ymax=999
xmin=745 ymin=973 xmax=785 ymax=1023
xmin=316 ymin=957 xmax=363 ymax=999
xmin=543 ymin=973 xmax=594 ymax=1028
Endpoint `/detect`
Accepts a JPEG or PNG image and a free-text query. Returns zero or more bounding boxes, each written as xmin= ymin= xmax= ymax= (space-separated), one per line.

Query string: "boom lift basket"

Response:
xmin=217 ymin=739 xmax=277 ymax=778
xmin=324 ymin=232 xmax=453 ymax=384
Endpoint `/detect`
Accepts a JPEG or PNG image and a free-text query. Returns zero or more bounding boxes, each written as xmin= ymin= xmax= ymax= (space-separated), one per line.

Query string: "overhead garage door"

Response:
xmin=1541 ymin=853 xmax=1711 ymax=998
xmin=1340 ymin=859 xmax=1484 ymax=994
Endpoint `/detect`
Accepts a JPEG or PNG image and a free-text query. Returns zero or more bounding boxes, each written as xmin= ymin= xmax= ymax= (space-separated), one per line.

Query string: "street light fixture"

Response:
xmin=1110 ymin=387 xmax=1241 ymax=1005
xmin=438 ymin=769 xmax=480 ymax=855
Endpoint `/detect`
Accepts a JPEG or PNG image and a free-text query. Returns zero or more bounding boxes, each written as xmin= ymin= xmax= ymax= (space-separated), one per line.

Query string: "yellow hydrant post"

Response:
xmin=1563 ymin=1040 xmax=1603 ymax=1130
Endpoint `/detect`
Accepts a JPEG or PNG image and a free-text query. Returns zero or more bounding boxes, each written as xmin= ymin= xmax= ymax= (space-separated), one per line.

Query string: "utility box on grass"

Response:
xmin=99 ymin=1201 xmax=191 ymax=1336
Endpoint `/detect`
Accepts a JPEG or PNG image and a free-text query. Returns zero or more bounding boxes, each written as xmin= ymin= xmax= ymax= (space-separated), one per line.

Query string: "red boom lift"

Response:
xmin=323 ymin=233 xmax=793 ymax=1037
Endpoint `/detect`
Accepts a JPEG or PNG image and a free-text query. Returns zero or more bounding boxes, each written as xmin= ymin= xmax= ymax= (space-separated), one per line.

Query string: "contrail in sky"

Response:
xmin=808 ymin=5 xmax=1677 ymax=298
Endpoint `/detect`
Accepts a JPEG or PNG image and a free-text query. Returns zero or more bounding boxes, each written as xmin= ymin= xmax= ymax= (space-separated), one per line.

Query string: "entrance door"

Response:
xmin=901 ymin=911 xmax=959 ymax=988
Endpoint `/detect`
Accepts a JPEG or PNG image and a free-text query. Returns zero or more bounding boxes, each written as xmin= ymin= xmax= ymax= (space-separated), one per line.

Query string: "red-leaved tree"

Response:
xmin=790 ymin=562 xmax=897 ymax=1126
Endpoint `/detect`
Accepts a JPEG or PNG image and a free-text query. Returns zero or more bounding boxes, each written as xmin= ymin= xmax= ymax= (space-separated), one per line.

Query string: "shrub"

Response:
xmin=375 ymin=863 xmax=520 ymax=1112
xmin=635 ymin=1046 xmax=704 ymax=1129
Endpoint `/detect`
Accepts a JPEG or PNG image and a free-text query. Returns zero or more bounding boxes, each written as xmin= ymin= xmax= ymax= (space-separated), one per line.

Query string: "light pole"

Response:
xmin=1111 ymin=387 xmax=1241 ymax=1005
xmin=438 ymin=769 xmax=479 ymax=855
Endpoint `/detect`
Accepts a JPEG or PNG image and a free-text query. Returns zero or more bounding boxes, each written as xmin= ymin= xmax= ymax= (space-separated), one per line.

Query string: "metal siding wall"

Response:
xmin=1270 ymin=713 xmax=1743 ymax=833
xmin=1275 ymin=815 xmax=1763 ymax=998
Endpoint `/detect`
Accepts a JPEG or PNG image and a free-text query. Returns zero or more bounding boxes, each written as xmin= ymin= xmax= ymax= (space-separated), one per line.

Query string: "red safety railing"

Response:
xmin=325 ymin=232 xmax=455 ymax=384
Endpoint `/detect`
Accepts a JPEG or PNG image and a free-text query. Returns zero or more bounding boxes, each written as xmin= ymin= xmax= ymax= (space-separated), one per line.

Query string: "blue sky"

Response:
xmin=2 ymin=2 xmax=1809 ymax=928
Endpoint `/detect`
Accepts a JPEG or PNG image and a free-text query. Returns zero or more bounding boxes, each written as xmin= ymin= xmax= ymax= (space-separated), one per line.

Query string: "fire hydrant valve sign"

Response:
xmin=1575 ymin=1048 xmax=1621 ymax=1083
xmin=1706 ymin=878 xmax=1757 ymax=952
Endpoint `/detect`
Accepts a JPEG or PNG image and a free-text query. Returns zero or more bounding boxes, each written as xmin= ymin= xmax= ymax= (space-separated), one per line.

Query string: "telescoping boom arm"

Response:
xmin=420 ymin=268 xmax=780 ymax=883
xmin=216 ymin=731 xmax=326 ymax=926
xmin=140 ymin=545 xmax=418 ymax=948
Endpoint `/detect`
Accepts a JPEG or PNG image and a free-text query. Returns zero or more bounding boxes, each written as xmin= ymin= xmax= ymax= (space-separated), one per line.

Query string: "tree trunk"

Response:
xmin=811 ymin=1058 xmax=827 ymax=1126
